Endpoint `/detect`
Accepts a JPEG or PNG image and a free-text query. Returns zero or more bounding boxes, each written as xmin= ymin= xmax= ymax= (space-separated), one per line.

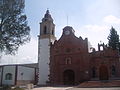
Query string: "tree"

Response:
xmin=107 ymin=27 xmax=120 ymax=51
xmin=0 ymin=0 xmax=30 ymax=54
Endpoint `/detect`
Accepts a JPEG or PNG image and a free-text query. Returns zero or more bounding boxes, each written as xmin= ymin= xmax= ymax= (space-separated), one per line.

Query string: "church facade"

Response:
xmin=38 ymin=10 xmax=120 ymax=85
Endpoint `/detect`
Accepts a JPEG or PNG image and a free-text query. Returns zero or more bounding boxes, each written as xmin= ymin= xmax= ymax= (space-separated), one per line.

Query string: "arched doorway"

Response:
xmin=63 ymin=70 xmax=75 ymax=85
xmin=99 ymin=65 xmax=109 ymax=80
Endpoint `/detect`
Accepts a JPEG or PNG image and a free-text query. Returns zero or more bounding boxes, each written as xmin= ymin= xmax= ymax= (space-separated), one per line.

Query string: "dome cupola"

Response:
xmin=42 ymin=10 xmax=53 ymax=22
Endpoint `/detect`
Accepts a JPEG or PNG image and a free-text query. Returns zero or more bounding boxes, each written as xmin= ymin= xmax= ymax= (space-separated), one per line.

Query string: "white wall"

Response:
xmin=17 ymin=66 xmax=35 ymax=80
xmin=0 ymin=67 xmax=2 ymax=85
xmin=38 ymin=38 xmax=50 ymax=85
xmin=2 ymin=66 xmax=16 ymax=85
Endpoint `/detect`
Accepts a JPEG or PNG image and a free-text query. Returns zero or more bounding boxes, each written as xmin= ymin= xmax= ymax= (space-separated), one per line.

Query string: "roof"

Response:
xmin=0 ymin=63 xmax=38 ymax=68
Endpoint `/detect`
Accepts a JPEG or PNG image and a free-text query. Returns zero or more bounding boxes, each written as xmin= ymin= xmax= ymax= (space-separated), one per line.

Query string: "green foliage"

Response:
xmin=107 ymin=27 xmax=120 ymax=51
xmin=0 ymin=0 xmax=30 ymax=55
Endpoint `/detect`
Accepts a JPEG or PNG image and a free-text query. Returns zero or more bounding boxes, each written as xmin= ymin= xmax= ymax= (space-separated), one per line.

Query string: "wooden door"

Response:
xmin=99 ymin=65 xmax=109 ymax=80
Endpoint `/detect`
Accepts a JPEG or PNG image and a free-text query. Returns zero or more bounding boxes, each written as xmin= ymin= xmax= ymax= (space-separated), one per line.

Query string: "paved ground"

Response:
xmin=68 ymin=87 xmax=120 ymax=90
xmin=32 ymin=87 xmax=120 ymax=90
xmin=32 ymin=86 xmax=72 ymax=90
xmin=77 ymin=80 xmax=120 ymax=87
xmin=32 ymin=80 xmax=120 ymax=90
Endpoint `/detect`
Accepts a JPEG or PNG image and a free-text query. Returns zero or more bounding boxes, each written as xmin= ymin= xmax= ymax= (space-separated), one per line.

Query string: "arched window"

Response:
xmin=5 ymin=73 xmax=12 ymax=80
xmin=111 ymin=65 xmax=116 ymax=76
xmin=65 ymin=58 xmax=71 ymax=64
xmin=52 ymin=30 xmax=54 ymax=35
xmin=100 ymin=46 xmax=103 ymax=51
xmin=92 ymin=67 xmax=96 ymax=78
xmin=44 ymin=26 xmax=47 ymax=34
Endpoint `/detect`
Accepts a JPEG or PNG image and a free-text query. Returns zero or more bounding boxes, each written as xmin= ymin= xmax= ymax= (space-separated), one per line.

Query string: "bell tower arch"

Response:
xmin=40 ymin=10 xmax=55 ymax=39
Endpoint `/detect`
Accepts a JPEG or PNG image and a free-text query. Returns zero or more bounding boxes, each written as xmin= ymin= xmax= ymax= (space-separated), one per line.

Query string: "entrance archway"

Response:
xmin=99 ymin=65 xmax=109 ymax=80
xmin=63 ymin=69 xmax=75 ymax=85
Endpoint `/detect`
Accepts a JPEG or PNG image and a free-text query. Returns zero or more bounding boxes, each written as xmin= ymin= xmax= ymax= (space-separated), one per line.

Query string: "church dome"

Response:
xmin=63 ymin=26 xmax=75 ymax=34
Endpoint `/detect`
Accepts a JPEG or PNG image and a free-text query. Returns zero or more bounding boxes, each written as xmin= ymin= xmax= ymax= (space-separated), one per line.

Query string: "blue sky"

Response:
xmin=1 ymin=0 xmax=120 ymax=64
xmin=25 ymin=0 xmax=120 ymax=31
xmin=25 ymin=0 xmax=120 ymax=42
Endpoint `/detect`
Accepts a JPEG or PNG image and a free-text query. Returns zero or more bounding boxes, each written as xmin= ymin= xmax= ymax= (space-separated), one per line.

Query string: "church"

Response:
xmin=38 ymin=10 xmax=120 ymax=85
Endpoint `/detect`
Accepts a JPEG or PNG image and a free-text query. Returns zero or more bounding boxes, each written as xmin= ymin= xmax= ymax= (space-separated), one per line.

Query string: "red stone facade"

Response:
xmin=50 ymin=26 xmax=120 ymax=85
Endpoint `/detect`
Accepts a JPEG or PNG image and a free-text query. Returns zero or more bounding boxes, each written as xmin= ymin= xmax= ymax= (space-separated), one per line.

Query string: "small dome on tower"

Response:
xmin=42 ymin=9 xmax=53 ymax=22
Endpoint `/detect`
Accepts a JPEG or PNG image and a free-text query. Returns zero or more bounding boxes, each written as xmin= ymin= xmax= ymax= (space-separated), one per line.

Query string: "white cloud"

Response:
xmin=75 ymin=24 xmax=110 ymax=50
xmin=103 ymin=15 xmax=120 ymax=24
xmin=82 ymin=25 xmax=109 ymax=32
xmin=0 ymin=37 xmax=38 ymax=65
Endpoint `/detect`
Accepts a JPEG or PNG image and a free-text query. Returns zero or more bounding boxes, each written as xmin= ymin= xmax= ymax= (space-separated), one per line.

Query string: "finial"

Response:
xmin=66 ymin=14 xmax=69 ymax=26
xmin=100 ymin=40 xmax=102 ymax=44
xmin=46 ymin=8 xmax=49 ymax=14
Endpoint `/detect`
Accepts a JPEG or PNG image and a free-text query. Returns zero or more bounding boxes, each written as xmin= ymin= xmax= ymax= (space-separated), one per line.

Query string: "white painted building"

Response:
xmin=0 ymin=63 xmax=38 ymax=86
xmin=38 ymin=10 xmax=56 ymax=85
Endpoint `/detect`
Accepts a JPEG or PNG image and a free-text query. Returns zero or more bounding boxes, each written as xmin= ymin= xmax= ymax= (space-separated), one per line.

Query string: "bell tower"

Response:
xmin=38 ymin=10 xmax=56 ymax=85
